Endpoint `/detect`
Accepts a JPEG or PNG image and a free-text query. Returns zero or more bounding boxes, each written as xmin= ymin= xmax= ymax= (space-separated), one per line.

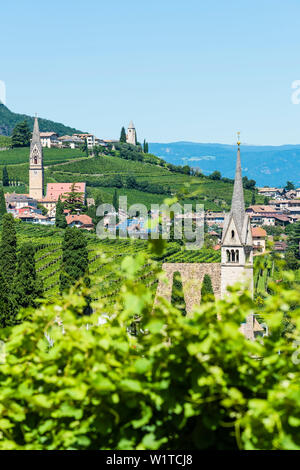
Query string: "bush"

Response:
xmin=0 ymin=251 xmax=299 ymax=450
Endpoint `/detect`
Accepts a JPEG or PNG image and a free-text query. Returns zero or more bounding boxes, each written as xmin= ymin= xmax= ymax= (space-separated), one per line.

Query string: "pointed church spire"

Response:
xmin=30 ymin=116 xmax=42 ymax=151
xmin=230 ymin=133 xmax=245 ymax=235
xmin=128 ymin=120 xmax=135 ymax=129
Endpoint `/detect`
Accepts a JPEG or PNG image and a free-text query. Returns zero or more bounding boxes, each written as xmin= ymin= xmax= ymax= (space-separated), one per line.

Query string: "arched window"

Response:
xmin=231 ymin=249 xmax=235 ymax=262
xmin=226 ymin=249 xmax=230 ymax=262
xmin=236 ymin=250 xmax=239 ymax=262
xmin=34 ymin=156 xmax=38 ymax=164
xmin=231 ymin=230 xmax=235 ymax=238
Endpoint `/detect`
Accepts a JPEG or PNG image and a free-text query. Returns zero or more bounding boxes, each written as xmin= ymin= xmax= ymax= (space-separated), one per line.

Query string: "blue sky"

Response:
xmin=1 ymin=0 xmax=300 ymax=145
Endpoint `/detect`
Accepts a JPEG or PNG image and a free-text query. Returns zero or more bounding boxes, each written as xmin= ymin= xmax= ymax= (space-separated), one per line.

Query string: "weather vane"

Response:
xmin=237 ymin=131 xmax=241 ymax=147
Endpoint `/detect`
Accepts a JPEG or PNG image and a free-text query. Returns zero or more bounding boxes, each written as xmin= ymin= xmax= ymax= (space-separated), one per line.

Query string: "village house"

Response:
xmin=57 ymin=135 xmax=84 ymax=149
xmin=39 ymin=182 xmax=86 ymax=214
xmin=5 ymin=193 xmax=38 ymax=210
xmin=257 ymin=187 xmax=282 ymax=198
xmin=72 ymin=133 xmax=95 ymax=149
xmin=251 ymin=227 xmax=267 ymax=253
xmin=205 ymin=211 xmax=226 ymax=226
xmin=66 ymin=214 xmax=94 ymax=231
xmin=40 ymin=132 xmax=58 ymax=148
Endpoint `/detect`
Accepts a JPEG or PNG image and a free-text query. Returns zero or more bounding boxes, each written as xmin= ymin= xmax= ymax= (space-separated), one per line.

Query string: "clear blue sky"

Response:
xmin=1 ymin=0 xmax=300 ymax=145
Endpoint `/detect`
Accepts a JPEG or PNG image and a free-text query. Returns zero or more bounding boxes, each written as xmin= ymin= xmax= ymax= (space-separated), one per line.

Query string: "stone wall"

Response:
xmin=156 ymin=263 xmax=221 ymax=315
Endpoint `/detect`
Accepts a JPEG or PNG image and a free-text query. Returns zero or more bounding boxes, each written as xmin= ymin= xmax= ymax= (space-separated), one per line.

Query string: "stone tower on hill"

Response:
xmin=29 ymin=116 xmax=44 ymax=199
xmin=220 ymin=139 xmax=253 ymax=298
xmin=126 ymin=120 xmax=136 ymax=145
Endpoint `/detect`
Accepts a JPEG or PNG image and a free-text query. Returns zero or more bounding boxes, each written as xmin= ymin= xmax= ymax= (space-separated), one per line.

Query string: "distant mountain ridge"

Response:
xmin=149 ymin=141 xmax=300 ymax=187
xmin=0 ymin=104 xmax=83 ymax=137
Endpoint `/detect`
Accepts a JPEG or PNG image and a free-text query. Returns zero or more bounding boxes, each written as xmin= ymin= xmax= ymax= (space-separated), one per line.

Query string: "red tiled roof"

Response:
xmin=66 ymin=214 xmax=93 ymax=226
xmin=44 ymin=183 xmax=86 ymax=202
xmin=251 ymin=227 xmax=267 ymax=237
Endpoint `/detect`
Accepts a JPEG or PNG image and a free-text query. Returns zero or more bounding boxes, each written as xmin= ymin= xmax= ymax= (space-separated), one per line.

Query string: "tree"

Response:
xmin=143 ymin=139 xmax=149 ymax=153
xmin=0 ymin=187 xmax=7 ymax=218
xmin=0 ymin=213 xmax=17 ymax=285
xmin=287 ymin=221 xmax=300 ymax=259
xmin=64 ymin=183 xmax=85 ymax=214
xmin=112 ymin=175 xmax=123 ymax=188
xmin=11 ymin=120 xmax=31 ymax=147
xmin=60 ymin=227 xmax=89 ymax=294
xmin=251 ymin=190 xmax=256 ymax=205
xmin=201 ymin=274 xmax=215 ymax=303
xmin=126 ymin=176 xmax=137 ymax=189
xmin=243 ymin=176 xmax=256 ymax=190
xmin=171 ymin=271 xmax=186 ymax=316
xmin=285 ymin=250 xmax=299 ymax=270
xmin=2 ymin=166 xmax=9 ymax=186
xmin=113 ymin=189 xmax=119 ymax=214
xmin=86 ymin=193 xmax=104 ymax=226
xmin=13 ymin=243 xmax=43 ymax=311
xmin=0 ymin=214 xmax=17 ymax=326
xmin=81 ymin=138 xmax=89 ymax=157
xmin=120 ymin=127 xmax=127 ymax=143
xmin=285 ymin=181 xmax=295 ymax=191
xmin=209 ymin=170 xmax=221 ymax=180
xmin=55 ymin=197 xmax=67 ymax=228
xmin=0 ymin=270 xmax=17 ymax=327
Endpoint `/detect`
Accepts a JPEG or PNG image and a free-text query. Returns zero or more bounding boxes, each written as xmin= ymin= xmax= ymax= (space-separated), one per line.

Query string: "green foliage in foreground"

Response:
xmin=0 ymin=253 xmax=299 ymax=450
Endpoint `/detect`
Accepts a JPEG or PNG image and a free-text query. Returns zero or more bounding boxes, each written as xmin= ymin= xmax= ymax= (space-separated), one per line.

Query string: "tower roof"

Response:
xmin=30 ymin=116 xmax=42 ymax=152
xmin=230 ymin=145 xmax=245 ymax=234
xmin=128 ymin=120 xmax=135 ymax=129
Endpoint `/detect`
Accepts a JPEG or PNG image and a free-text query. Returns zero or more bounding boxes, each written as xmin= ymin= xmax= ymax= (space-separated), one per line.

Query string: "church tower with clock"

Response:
xmin=29 ymin=116 xmax=44 ymax=199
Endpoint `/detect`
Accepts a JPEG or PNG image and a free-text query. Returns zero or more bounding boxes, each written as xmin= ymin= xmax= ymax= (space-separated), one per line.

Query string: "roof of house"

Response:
xmin=66 ymin=214 xmax=93 ymax=226
xmin=251 ymin=227 xmax=267 ymax=237
xmin=274 ymin=214 xmax=290 ymax=221
xmin=5 ymin=193 xmax=34 ymax=202
xmin=247 ymin=205 xmax=280 ymax=212
xmin=40 ymin=132 xmax=57 ymax=137
xmin=44 ymin=183 xmax=86 ymax=202
xmin=257 ymin=187 xmax=279 ymax=192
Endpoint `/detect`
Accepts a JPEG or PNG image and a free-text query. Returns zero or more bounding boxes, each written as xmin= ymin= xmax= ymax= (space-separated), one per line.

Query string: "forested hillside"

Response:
xmin=0 ymin=104 xmax=83 ymax=136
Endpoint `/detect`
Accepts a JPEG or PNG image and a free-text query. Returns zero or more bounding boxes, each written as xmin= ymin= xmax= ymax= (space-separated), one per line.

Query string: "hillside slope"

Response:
xmin=0 ymin=104 xmax=83 ymax=136
xmin=0 ymin=147 xmax=264 ymax=211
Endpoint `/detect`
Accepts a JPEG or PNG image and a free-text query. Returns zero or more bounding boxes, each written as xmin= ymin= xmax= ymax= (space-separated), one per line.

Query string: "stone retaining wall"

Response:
xmin=156 ymin=263 xmax=221 ymax=315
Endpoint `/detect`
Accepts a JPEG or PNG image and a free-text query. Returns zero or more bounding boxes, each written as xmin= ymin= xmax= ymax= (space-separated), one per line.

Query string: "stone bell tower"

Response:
xmin=29 ymin=116 xmax=44 ymax=199
xmin=126 ymin=120 xmax=136 ymax=146
xmin=220 ymin=134 xmax=253 ymax=298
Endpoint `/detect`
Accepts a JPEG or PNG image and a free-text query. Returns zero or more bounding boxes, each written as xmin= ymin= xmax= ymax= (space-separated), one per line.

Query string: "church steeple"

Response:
xmin=30 ymin=115 xmax=42 ymax=155
xmin=29 ymin=116 xmax=44 ymax=199
xmin=230 ymin=134 xmax=245 ymax=238
xmin=220 ymin=133 xmax=253 ymax=298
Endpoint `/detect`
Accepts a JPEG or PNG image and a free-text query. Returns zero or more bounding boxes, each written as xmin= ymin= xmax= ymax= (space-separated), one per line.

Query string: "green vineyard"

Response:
xmin=8 ymin=224 xmax=221 ymax=307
